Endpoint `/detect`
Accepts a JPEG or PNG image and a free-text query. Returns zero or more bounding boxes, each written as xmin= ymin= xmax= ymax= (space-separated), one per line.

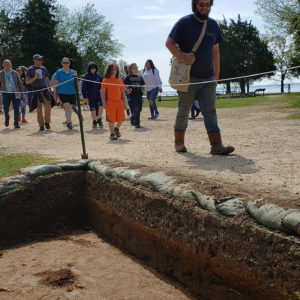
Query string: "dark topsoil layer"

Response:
xmin=0 ymin=171 xmax=299 ymax=300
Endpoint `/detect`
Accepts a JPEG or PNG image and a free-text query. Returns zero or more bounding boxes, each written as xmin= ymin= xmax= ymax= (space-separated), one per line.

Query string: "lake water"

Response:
xmin=161 ymin=82 xmax=300 ymax=97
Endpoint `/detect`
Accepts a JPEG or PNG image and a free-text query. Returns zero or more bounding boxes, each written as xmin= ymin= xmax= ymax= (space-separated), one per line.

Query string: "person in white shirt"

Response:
xmin=142 ymin=59 xmax=162 ymax=119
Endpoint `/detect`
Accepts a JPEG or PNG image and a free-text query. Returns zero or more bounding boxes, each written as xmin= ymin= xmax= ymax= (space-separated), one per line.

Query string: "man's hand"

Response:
xmin=180 ymin=53 xmax=195 ymax=65
xmin=159 ymin=88 xmax=163 ymax=93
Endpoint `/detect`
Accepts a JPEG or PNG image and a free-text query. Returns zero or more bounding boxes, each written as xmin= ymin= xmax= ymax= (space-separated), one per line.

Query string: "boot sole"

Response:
xmin=211 ymin=146 xmax=235 ymax=155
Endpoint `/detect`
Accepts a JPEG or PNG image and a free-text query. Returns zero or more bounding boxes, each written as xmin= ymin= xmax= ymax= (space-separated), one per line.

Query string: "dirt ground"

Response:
xmin=0 ymin=232 xmax=194 ymax=300
xmin=0 ymin=102 xmax=300 ymax=209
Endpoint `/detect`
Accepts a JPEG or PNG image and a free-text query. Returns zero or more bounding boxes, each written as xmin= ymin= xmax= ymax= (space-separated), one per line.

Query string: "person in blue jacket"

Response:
xmin=82 ymin=62 xmax=103 ymax=128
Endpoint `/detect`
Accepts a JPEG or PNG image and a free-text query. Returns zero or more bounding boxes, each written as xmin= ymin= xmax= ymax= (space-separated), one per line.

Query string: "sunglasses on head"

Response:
xmin=198 ymin=2 xmax=211 ymax=8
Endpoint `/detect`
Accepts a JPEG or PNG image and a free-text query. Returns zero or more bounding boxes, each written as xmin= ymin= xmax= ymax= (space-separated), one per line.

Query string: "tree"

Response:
xmin=55 ymin=3 xmax=123 ymax=75
xmin=219 ymin=16 xmax=275 ymax=94
xmin=255 ymin=0 xmax=300 ymax=77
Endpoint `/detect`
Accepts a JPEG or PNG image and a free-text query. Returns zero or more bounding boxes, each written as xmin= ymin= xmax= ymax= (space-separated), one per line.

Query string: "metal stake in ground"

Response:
xmin=74 ymin=71 xmax=88 ymax=159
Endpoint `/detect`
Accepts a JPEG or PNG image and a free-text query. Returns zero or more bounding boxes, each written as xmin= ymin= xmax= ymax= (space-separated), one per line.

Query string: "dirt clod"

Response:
xmin=36 ymin=268 xmax=77 ymax=287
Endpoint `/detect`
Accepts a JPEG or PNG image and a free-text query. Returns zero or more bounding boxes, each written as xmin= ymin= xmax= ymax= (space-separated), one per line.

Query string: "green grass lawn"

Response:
xmin=0 ymin=149 xmax=56 ymax=178
xmin=144 ymin=93 xmax=300 ymax=119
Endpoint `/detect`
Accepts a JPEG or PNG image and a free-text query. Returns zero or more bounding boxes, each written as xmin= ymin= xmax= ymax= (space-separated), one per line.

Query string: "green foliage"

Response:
xmin=255 ymin=0 xmax=300 ymax=76
xmin=55 ymin=3 xmax=123 ymax=75
xmin=219 ymin=16 xmax=275 ymax=94
xmin=0 ymin=152 xmax=56 ymax=178
xmin=295 ymin=291 xmax=300 ymax=300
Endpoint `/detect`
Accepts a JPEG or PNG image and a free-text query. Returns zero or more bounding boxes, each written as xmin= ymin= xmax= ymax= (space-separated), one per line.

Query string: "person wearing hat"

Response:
xmin=26 ymin=54 xmax=52 ymax=131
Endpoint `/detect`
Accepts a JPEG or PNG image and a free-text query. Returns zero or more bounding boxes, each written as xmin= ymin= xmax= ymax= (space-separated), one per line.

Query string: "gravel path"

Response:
xmin=0 ymin=103 xmax=299 ymax=208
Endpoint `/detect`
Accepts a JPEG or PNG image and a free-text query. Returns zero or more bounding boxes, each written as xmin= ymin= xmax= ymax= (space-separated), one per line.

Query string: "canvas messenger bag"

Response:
xmin=169 ymin=20 xmax=207 ymax=93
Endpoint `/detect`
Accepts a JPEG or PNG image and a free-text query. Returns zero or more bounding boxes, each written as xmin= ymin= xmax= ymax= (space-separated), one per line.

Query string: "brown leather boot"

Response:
xmin=174 ymin=131 xmax=187 ymax=153
xmin=207 ymin=131 xmax=235 ymax=155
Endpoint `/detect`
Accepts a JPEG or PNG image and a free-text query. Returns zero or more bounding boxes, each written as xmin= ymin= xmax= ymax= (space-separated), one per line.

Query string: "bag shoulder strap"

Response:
xmin=191 ymin=20 xmax=207 ymax=53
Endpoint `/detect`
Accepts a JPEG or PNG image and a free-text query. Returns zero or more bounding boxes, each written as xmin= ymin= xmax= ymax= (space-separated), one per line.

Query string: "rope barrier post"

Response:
xmin=73 ymin=71 xmax=88 ymax=159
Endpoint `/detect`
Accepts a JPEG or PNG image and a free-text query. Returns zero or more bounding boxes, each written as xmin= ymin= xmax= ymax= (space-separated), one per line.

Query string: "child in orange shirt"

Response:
xmin=100 ymin=63 xmax=126 ymax=140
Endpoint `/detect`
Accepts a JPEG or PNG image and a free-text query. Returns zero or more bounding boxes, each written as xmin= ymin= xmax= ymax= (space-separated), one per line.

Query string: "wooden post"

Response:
xmin=73 ymin=71 xmax=88 ymax=159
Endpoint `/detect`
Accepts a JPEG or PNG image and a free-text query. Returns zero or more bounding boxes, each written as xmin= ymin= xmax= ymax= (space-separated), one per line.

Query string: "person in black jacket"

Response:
xmin=81 ymin=62 xmax=103 ymax=128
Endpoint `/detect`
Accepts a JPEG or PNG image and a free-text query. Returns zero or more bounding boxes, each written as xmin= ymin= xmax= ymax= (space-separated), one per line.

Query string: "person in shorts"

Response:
xmin=100 ymin=63 xmax=126 ymax=140
xmin=82 ymin=62 xmax=103 ymax=128
xmin=53 ymin=57 xmax=76 ymax=129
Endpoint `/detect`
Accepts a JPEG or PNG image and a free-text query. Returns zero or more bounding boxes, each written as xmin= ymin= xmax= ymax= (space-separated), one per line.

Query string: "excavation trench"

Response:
xmin=0 ymin=171 xmax=299 ymax=300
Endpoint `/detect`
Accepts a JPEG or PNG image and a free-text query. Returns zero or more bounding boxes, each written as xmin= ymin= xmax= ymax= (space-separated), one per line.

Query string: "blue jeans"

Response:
xmin=174 ymin=76 xmax=220 ymax=132
xmin=3 ymin=93 xmax=20 ymax=124
xmin=147 ymin=87 xmax=159 ymax=118
xmin=128 ymin=94 xmax=143 ymax=126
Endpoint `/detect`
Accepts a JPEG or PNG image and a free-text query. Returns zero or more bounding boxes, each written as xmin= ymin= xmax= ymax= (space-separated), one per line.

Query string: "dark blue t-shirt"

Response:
xmin=26 ymin=66 xmax=49 ymax=90
xmin=169 ymin=15 xmax=221 ymax=79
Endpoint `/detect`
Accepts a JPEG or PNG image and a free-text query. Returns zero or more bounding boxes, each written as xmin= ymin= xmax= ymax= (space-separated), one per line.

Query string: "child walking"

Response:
xmin=101 ymin=63 xmax=126 ymax=140
xmin=124 ymin=63 xmax=145 ymax=128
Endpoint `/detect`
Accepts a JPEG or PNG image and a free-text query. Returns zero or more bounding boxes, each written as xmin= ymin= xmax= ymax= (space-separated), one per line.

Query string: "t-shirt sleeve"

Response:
xmin=44 ymin=68 xmax=49 ymax=78
xmin=26 ymin=68 xmax=34 ymax=78
xmin=119 ymin=79 xmax=125 ymax=90
xmin=215 ymin=22 xmax=222 ymax=44
xmin=54 ymin=71 xmax=59 ymax=81
xmin=169 ymin=18 xmax=184 ymax=44
xmin=101 ymin=78 xmax=108 ymax=89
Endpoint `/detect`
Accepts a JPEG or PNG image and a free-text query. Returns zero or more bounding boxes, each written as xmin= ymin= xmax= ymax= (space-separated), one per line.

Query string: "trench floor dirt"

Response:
xmin=0 ymin=231 xmax=196 ymax=300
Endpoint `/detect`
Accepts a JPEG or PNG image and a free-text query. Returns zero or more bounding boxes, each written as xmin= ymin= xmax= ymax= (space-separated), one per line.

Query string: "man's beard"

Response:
xmin=195 ymin=10 xmax=209 ymax=20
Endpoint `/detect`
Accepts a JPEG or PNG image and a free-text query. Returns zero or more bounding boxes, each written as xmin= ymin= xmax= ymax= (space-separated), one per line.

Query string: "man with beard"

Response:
xmin=166 ymin=0 xmax=234 ymax=155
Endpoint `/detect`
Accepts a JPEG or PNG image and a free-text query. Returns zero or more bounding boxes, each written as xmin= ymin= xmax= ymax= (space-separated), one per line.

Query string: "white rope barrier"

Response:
xmin=0 ymin=65 xmax=299 ymax=94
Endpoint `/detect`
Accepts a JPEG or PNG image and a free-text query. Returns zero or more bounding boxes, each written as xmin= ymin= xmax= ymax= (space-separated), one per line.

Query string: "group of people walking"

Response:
xmin=0 ymin=0 xmax=235 ymax=155
xmin=0 ymin=55 xmax=163 ymax=140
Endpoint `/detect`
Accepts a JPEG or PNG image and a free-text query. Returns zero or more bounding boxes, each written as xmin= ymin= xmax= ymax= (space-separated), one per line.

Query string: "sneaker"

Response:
xmin=92 ymin=120 xmax=97 ymax=128
xmin=135 ymin=125 xmax=140 ymax=128
xmin=148 ymin=116 xmax=155 ymax=120
xmin=5 ymin=118 xmax=9 ymax=127
xmin=40 ymin=126 xmax=45 ymax=131
xmin=14 ymin=122 xmax=20 ymax=129
xmin=97 ymin=118 xmax=103 ymax=128
xmin=154 ymin=112 xmax=159 ymax=119
xmin=110 ymin=133 xmax=118 ymax=140
xmin=22 ymin=118 xmax=28 ymax=123
xmin=45 ymin=123 xmax=50 ymax=130
xmin=67 ymin=122 xmax=73 ymax=130
xmin=114 ymin=127 xmax=121 ymax=138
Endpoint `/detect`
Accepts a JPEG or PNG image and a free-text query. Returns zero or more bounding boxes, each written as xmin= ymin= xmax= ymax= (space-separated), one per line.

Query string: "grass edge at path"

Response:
xmin=0 ymin=150 xmax=57 ymax=178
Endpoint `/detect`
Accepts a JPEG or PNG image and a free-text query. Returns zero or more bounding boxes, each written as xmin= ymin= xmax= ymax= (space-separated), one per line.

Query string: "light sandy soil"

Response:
xmin=0 ymin=232 xmax=194 ymax=300
xmin=0 ymin=102 xmax=299 ymax=208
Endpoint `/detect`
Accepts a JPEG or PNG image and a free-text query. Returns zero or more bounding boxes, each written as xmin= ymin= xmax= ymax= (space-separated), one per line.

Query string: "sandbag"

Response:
xmin=137 ymin=172 xmax=175 ymax=191
xmin=282 ymin=211 xmax=300 ymax=236
xmin=193 ymin=191 xmax=218 ymax=214
xmin=215 ymin=197 xmax=246 ymax=217
xmin=247 ymin=202 xmax=296 ymax=232
xmin=0 ymin=183 xmax=19 ymax=195
xmin=20 ymin=165 xmax=62 ymax=177
xmin=0 ymin=175 xmax=32 ymax=185
xmin=118 ymin=169 xmax=140 ymax=183
xmin=105 ymin=167 xmax=129 ymax=178
xmin=57 ymin=159 xmax=90 ymax=170
xmin=169 ymin=183 xmax=196 ymax=200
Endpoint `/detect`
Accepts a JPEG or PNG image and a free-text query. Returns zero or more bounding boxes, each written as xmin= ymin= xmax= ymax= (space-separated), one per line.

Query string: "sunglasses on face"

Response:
xmin=62 ymin=62 xmax=70 ymax=64
xmin=198 ymin=2 xmax=211 ymax=8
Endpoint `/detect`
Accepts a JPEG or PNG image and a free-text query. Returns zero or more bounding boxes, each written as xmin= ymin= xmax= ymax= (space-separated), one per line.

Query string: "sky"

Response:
xmin=58 ymin=0 xmax=267 ymax=91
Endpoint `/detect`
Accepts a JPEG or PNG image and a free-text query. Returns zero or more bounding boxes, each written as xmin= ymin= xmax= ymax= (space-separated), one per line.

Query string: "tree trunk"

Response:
xmin=226 ymin=82 xmax=231 ymax=94
xmin=281 ymin=72 xmax=286 ymax=93
xmin=246 ymin=79 xmax=250 ymax=94
xmin=240 ymin=79 xmax=246 ymax=95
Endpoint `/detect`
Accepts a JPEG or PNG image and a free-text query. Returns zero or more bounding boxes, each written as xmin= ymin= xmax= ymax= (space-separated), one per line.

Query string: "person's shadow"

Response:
xmin=181 ymin=152 xmax=258 ymax=174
